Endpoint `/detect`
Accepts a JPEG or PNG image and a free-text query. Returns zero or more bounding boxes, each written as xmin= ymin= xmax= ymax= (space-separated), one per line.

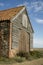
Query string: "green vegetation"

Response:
xmin=30 ymin=51 xmax=43 ymax=58
xmin=17 ymin=51 xmax=43 ymax=60
xmin=14 ymin=56 xmax=26 ymax=62
xmin=0 ymin=56 xmax=26 ymax=64
xmin=0 ymin=57 xmax=16 ymax=64
xmin=0 ymin=51 xmax=43 ymax=64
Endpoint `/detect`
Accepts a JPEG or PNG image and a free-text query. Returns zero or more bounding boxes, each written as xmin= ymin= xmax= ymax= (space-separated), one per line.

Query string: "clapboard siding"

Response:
xmin=30 ymin=33 xmax=33 ymax=50
xmin=11 ymin=9 xmax=33 ymax=32
xmin=11 ymin=9 xmax=33 ymax=52
xmin=12 ymin=25 xmax=20 ymax=49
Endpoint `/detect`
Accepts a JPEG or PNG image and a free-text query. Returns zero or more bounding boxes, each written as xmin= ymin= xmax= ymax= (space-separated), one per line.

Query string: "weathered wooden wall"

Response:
xmin=30 ymin=33 xmax=33 ymax=51
xmin=9 ymin=9 xmax=33 ymax=57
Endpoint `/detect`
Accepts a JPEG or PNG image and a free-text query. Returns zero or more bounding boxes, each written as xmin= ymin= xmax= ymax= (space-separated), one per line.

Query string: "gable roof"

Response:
xmin=0 ymin=6 xmax=24 ymax=21
xmin=0 ymin=6 xmax=34 ymax=33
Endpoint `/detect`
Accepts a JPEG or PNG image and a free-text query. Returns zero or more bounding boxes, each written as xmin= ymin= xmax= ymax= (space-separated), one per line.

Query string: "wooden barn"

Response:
xmin=0 ymin=6 xmax=34 ymax=58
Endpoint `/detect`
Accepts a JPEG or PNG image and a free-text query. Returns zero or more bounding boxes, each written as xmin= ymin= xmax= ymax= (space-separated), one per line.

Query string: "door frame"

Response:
xmin=27 ymin=32 xmax=30 ymax=52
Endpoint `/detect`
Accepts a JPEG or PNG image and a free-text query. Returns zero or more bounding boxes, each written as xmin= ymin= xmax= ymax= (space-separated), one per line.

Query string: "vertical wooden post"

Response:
xmin=0 ymin=30 xmax=2 ymax=56
xmin=9 ymin=22 xmax=12 ymax=58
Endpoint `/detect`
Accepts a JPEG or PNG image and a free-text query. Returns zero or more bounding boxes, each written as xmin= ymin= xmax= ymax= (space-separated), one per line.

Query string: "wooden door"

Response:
xmin=19 ymin=29 xmax=30 ymax=53
xmin=26 ymin=32 xmax=30 ymax=52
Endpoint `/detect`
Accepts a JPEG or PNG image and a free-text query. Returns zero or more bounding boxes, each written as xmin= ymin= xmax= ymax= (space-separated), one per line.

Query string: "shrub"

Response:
xmin=14 ymin=56 xmax=26 ymax=63
xmin=17 ymin=52 xmax=28 ymax=57
xmin=30 ymin=51 xmax=43 ymax=58
xmin=17 ymin=52 xmax=32 ymax=60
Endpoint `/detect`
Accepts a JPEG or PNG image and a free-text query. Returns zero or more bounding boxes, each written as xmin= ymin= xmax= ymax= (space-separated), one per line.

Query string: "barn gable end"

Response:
xmin=11 ymin=6 xmax=34 ymax=33
xmin=9 ymin=6 xmax=34 ymax=57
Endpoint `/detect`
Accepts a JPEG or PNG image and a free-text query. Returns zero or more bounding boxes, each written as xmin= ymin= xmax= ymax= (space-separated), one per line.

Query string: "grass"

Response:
xmin=14 ymin=56 xmax=26 ymax=62
xmin=0 ymin=57 xmax=16 ymax=64
xmin=0 ymin=51 xmax=43 ymax=64
xmin=17 ymin=51 xmax=43 ymax=60
xmin=30 ymin=51 xmax=43 ymax=58
xmin=27 ymin=51 xmax=43 ymax=60
xmin=0 ymin=56 xmax=26 ymax=64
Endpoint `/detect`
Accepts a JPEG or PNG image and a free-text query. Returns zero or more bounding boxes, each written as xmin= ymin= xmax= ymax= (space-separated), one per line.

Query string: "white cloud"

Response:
xmin=17 ymin=1 xmax=29 ymax=7
xmin=31 ymin=1 xmax=43 ymax=12
xmin=17 ymin=1 xmax=43 ymax=12
xmin=0 ymin=3 xmax=4 ymax=6
xmin=36 ymin=18 xmax=43 ymax=24
xmin=33 ymin=38 xmax=43 ymax=48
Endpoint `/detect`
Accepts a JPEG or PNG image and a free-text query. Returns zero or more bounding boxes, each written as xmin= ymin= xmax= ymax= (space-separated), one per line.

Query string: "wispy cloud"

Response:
xmin=17 ymin=1 xmax=29 ymax=7
xmin=17 ymin=1 xmax=43 ymax=12
xmin=0 ymin=3 xmax=4 ymax=6
xmin=31 ymin=1 xmax=43 ymax=12
xmin=36 ymin=18 xmax=43 ymax=24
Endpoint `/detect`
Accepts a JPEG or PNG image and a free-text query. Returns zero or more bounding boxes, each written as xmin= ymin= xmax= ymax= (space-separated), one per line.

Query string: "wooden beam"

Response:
xmin=9 ymin=22 xmax=12 ymax=58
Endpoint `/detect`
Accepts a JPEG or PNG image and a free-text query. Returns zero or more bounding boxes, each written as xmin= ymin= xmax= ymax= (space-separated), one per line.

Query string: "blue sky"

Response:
xmin=0 ymin=0 xmax=43 ymax=48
